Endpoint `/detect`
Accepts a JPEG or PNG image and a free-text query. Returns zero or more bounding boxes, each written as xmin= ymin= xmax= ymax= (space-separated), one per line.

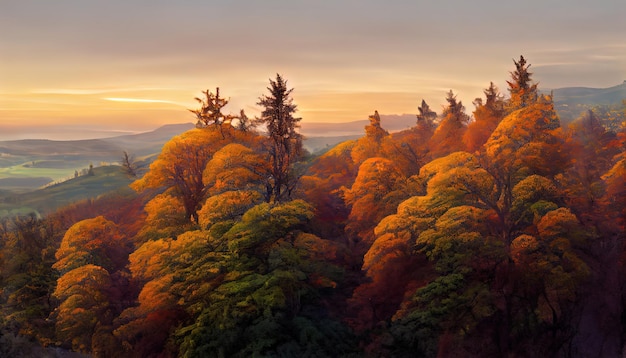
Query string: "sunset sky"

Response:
xmin=1 ymin=0 xmax=625 ymax=140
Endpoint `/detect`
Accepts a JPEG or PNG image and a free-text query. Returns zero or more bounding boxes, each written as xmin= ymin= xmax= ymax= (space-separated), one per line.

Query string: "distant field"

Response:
xmin=0 ymin=160 xmax=93 ymax=190
xmin=0 ymin=165 xmax=135 ymax=217
xmin=23 ymin=159 xmax=88 ymax=169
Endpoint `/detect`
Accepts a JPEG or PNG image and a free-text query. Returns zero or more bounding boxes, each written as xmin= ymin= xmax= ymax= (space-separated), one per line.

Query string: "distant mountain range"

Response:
xmin=550 ymin=81 xmax=626 ymax=105
xmin=545 ymin=81 xmax=626 ymax=123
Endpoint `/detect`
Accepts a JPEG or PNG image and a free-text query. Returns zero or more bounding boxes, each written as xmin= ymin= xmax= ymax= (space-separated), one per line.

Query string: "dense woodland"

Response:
xmin=1 ymin=57 xmax=625 ymax=357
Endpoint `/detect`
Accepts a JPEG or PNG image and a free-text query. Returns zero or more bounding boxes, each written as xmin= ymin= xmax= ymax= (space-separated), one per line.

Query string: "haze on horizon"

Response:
xmin=1 ymin=0 xmax=625 ymax=140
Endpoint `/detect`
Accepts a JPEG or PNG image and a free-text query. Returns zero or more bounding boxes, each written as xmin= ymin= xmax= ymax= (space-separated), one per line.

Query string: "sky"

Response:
xmin=1 ymin=0 xmax=625 ymax=140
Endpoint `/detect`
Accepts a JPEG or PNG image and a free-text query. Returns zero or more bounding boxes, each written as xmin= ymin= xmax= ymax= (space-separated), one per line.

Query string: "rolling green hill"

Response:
xmin=0 ymin=123 xmax=193 ymax=190
xmin=0 ymin=165 xmax=134 ymax=218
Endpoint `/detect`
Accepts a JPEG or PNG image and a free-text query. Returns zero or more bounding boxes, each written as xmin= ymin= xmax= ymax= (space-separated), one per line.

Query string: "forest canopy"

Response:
xmin=1 ymin=60 xmax=625 ymax=357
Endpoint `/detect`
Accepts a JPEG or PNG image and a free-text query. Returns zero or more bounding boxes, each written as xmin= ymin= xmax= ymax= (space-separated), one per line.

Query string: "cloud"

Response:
xmin=31 ymin=87 xmax=182 ymax=95
xmin=103 ymin=97 xmax=182 ymax=105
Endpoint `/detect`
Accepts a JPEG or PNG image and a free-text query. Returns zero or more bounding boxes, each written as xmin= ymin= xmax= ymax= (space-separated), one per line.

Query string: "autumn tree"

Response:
xmin=115 ymin=230 xmax=218 ymax=357
xmin=53 ymin=216 xmax=128 ymax=274
xmin=189 ymin=87 xmax=235 ymax=129
xmin=235 ymin=109 xmax=253 ymax=132
xmin=256 ymin=74 xmax=303 ymax=202
xmin=428 ymin=90 xmax=470 ymax=157
xmin=354 ymin=90 xmax=589 ymax=356
xmin=121 ymin=151 xmax=138 ymax=178
xmin=343 ymin=157 xmax=408 ymax=256
xmin=134 ymin=192 xmax=189 ymax=243
xmin=380 ymin=101 xmax=437 ymax=176
xmin=51 ymin=217 xmax=133 ymax=355
xmin=351 ymin=110 xmax=389 ymax=165
xmin=364 ymin=110 xmax=388 ymax=143
xmin=464 ymin=82 xmax=506 ymax=152
xmin=301 ymin=140 xmax=358 ymax=241
xmin=52 ymin=264 xmax=115 ymax=354
xmin=507 ymin=55 xmax=538 ymax=111
xmin=202 ymin=143 xmax=266 ymax=196
xmin=132 ymin=128 xmax=229 ymax=223
xmin=559 ymin=110 xmax=617 ymax=225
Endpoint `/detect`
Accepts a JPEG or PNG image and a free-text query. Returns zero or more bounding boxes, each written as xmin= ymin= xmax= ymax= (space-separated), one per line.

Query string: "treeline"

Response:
xmin=1 ymin=56 xmax=625 ymax=357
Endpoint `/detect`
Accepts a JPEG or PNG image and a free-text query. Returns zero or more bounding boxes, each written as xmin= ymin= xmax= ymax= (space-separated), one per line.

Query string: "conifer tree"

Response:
xmin=256 ymin=74 xmax=303 ymax=202
xmin=365 ymin=110 xmax=389 ymax=142
xmin=428 ymin=90 xmax=469 ymax=157
xmin=416 ymin=99 xmax=437 ymax=125
xmin=507 ymin=55 xmax=538 ymax=110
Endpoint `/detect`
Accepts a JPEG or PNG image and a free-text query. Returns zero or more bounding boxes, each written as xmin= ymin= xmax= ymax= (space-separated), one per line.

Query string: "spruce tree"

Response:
xmin=256 ymin=74 xmax=303 ymax=202
xmin=417 ymin=99 xmax=437 ymax=124
xmin=507 ymin=55 xmax=538 ymax=110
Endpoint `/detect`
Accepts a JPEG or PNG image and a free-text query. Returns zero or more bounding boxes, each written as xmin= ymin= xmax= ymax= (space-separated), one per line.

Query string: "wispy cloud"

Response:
xmin=32 ymin=87 xmax=182 ymax=95
xmin=103 ymin=97 xmax=180 ymax=105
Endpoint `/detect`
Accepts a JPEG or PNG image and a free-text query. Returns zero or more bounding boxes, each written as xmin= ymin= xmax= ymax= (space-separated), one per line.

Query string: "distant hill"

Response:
xmin=0 ymin=165 xmax=134 ymax=217
xmin=551 ymin=81 xmax=626 ymax=105
xmin=545 ymin=81 xmax=626 ymax=124
xmin=300 ymin=114 xmax=416 ymax=137
xmin=0 ymin=123 xmax=195 ymax=190
xmin=300 ymin=114 xmax=417 ymax=153
xmin=303 ymin=135 xmax=361 ymax=154
xmin=103 ymin=123 xmax=195 ymax=156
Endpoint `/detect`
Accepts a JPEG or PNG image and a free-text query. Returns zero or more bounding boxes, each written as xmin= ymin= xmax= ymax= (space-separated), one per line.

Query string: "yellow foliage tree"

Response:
xmin=52 ymin=264 xmax=113 ymax=354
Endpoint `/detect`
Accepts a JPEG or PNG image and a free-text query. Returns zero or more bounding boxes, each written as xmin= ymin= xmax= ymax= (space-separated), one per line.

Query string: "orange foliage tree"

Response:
xmin=351 ymin=110 xmax=389 ymax=165
xmin=342 ymin=157 xmax=408 ymax=257
xmin=506 ymin=55 xmax=538 ymax=111
xmin=53 ymin=216 xmax=128 ymax=274
xmin=429 ymin=90 xmax=470 ymax=158
xmin=464 ymin=82 xmax=506 ymax=152
xmin=132 ymin=128 xmax=225 ymax=223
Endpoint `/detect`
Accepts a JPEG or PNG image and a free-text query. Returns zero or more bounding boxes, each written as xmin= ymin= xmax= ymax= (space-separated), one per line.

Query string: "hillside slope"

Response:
xmin=0 ymin=165 xmax=134 ymax=217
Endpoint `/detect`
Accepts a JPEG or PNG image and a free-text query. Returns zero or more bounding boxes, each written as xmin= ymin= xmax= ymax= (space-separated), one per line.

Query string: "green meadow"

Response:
xmin=0 ymin=165 xmax=134 ymax=218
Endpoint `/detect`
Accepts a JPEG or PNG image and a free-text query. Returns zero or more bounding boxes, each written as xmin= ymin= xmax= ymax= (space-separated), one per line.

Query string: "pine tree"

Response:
xmin=256 ymin=74 xmax=303 ymax=202
xmin=428 ymin=90 xmax=469 ymax=157
xmin=365 ymin=110 xmax=388 ymax=142
xmin=442 ymin=90 xmax=469 ymax=124
xmin=236 ymin=109 xmax=253 ymax=132
xmin=507 ymin=55 xmax=538 ymax=111
xmin=416 ymin=99 xmax=437 ymax=125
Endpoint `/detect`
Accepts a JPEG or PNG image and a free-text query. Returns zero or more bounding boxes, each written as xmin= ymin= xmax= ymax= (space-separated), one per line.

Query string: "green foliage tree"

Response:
xmin=177 ymin=200 xmax=353 ymax=357
xmin=0 ymin=215 xmax=58 ymax=344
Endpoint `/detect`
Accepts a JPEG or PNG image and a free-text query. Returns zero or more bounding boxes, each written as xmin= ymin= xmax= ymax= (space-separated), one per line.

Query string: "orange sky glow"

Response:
xmin=1 ymin=1 xmax=625 ymax=140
